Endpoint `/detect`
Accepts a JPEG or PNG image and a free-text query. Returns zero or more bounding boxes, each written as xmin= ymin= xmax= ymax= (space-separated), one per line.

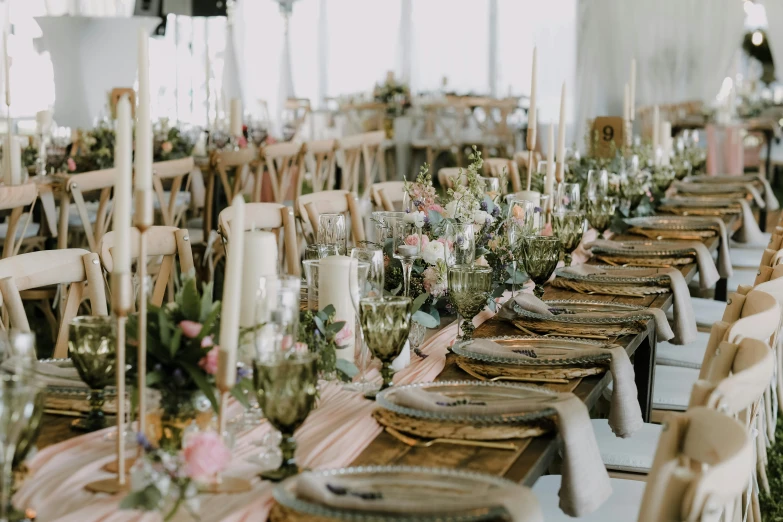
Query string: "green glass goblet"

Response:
xmin=520 ymin=236 xmax=562 ymax=298
xmin=68 ymin=316 xmax=116 ymax=432
xmin=448 ymin=265 xmax=493 ymax=341
xmin=359 ymin=296 xmax=413 ymax=398
xmin=253 ymin=351 xmax=318 ymax=482
xmin=552 ymin=211 xmax=585 ymax=266
xmin=586 ymin=196 xmax=617 ymax=235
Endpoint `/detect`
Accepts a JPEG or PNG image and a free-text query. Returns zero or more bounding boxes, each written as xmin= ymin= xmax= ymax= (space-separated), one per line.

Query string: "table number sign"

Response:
xmin=591 ymin=116 xmax=624 ymax=158
xmin=110 ymin=88 xmax=135 ymax=119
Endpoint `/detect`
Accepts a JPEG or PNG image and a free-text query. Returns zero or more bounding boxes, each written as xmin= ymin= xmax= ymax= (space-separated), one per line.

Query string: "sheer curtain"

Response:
xmin=763 ymin=0 xmax=783 ymax=80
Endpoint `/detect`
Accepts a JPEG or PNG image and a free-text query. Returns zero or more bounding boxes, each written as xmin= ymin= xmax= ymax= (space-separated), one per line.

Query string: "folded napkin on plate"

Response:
xmin=504 ymin=290 xmax=675 ymax=342
xmin=672 ymin=180 xmax=765 ymax=209
xmin=294 ymin=471 xmax=544 ymax=522
xmin=732 ymin=199 xmax=767 ymax=245
xmin=467 ymin=338 xmax=643 ymax=437
xmin=584 ymin=239 xmax=720 ymax=290
xmin=392 ymin=386 xmax=536 ymax=416
xmin=561 ymin=265 xmax=696 ymax=344
xmin=390 ymin=385 xmax=612 ymax=516
xmin=684 ymin=174 xmax=779 ymax=211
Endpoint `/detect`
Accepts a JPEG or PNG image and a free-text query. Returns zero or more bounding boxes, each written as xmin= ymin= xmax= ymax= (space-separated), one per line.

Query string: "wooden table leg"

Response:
xmin=633 ymin=322 xmax=656 ymax=422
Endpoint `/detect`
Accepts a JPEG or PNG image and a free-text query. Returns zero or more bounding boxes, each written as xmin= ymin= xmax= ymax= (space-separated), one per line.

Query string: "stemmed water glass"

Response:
xmin=447 ymin=265 xmax=493 ymax=341
xmin=480 ymin=177 xmax=501 ymax=201
xmin=68 ymin=316 xmax=116 ymax=432
xmin=552 ymin=211 xmax=586 ymax=266
xmin=586 ymin=169 xmax=609 ymax=199
xmin=554 ymin=183 xmax=581 ymax=213
xmin=253 ymin=351 xmax=318 ymax=482
xmin=359 ymin=297 xmax=413 ymax=398
xmin=345 ymin=249 xmax=383 ymax=394
xmin=318 ymin=213 xmax=347 ymax=255
xmin=519 ymin=236 xmax=562 ymax=298
xmin=444 ymin=222 xmax=475 ymax=267
xmin=392 ymin=220 xmax=423 ymax=298
xmin=586 ymin=196 xmax=618 ymax=235
xmin=303 ymin=243 xmax=338 ymax=261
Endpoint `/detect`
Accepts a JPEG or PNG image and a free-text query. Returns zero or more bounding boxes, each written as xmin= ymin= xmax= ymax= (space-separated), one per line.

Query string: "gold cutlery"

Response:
xmin=385 ymin=427 xmax=518 ymax=451
xmin=44 ymin=408 xmax=85 ymax=418
xmin=460 ymin=365 xmax=569 ymax=385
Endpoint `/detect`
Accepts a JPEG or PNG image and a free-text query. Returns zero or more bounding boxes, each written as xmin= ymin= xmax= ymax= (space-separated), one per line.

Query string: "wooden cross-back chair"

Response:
xmin=485 ymin=157 xmax=521 ymax=193
xmin=99 ymin=226 xmax=194 ymax=307
xmin=370 ymin=181 xmax=406 ymax=211
xmin=218 ymin=202 xmax=300 ymax=277
xmin=152 ymin=157 xmax=196 ymax=228
xmin=204 ymin=147 xmax=259 ymax=238
xmin=437 ymin=167 xmax=466 ymax=190
xmin=0 ymin=182 xmax=44 ymax=258
xmin=296 ymin=190 xmax=365 ymax=246
xmin=56 ymin=168 xmax=116 ymax=252
xmin=0 ymin=248 xmax=107 ymax=359
xmin=338 ymin=131 xmax=386 ymax=199
xmin=300 ymin=139 xmax=337 ymax=198
xmin=261 ymin=142 xmax=303 ymax=204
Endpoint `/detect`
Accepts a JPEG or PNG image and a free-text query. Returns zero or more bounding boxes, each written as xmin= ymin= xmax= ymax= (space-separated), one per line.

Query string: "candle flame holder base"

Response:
xmin=102 ymin=457 xmax=137 ymax=474
xmin=84 ymin=477 xmax=131 ymax=494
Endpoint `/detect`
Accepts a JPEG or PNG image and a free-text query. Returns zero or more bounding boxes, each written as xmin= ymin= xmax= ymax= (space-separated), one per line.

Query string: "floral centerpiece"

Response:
xmin=154 ymin=119 xmax=196 ymax=161
xmin=297 ymin=305 xmax=356 ymax=380
xmin=374 ymin=74 xmax=412 ymax=138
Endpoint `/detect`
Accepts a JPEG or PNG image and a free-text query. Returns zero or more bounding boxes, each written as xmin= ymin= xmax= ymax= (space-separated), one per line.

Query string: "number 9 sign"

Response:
xmin=591 ymin=117 xmax=624 ymax=158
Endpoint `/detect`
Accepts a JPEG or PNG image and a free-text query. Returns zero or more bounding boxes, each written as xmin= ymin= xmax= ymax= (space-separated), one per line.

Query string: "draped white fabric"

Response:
xmin=763 ymin=0 xmax=783 ymax=82
xmin=575 ymin=0 xmax=745 ymax=149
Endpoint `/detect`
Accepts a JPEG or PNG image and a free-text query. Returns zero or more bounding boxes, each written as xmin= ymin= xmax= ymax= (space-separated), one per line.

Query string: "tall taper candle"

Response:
xmin=527 ymin=47 xmax=537 ymax=151
xmin=135 ymin=28 xmax=152 ymax=192
xmin=8 ymin=133 xmax=20 ymax=185
xmin=3 ymin=30 xmax=9 ymax=107
xmin=218 ymin=195 xmax=245 ymax=391
xmin=629 ymin=58 xmax=636 ymax=121
xmin=556 ymin=82 xmax=566 ymax=182
xmin=545 ymin=123 xmax=555 ymax=195
xmin=624 ymin=83 xmax=630 ymax=122
xmin=113 ymin=96 xmax=132 ymax=274
xmin=652 ymin=105 xmax=660 ymax=154
xmin=230 ymin=98 xmax=242 ymax=137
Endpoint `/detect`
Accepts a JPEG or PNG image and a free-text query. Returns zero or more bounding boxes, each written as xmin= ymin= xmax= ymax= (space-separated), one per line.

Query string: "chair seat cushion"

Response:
xmin=727 ymin=268 xmax=758 ymax=293
xmin=532 ymin=475 xmax=644 ymax=521
xmin=0 ymin=221 xmax=40 ymax=240
xmin=730 ymin=232 xmax=771 ymax=249
xmin=606 ymin=365 xmax=698 ymax=411
xmin=730 ymin=247 xmax=765 ymax=268
xmin=686 ymin=297 xmax=727 ymax=327
xmin=592 ymin=419 xmax=661 ymax=473
xmin=656 ymin=331 xmax=711 ymax=369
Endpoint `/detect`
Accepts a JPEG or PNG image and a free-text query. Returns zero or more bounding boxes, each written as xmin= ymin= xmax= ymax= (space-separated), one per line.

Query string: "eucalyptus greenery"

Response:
xmin=298 ymin=305 xmax=358 ymax=381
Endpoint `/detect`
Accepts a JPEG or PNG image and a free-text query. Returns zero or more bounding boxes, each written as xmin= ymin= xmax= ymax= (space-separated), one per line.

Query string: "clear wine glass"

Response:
xmin=392 ymin=220 xmax=423 ymax=298
xmin=318 ymin=213 xmax=347 ymax=255
xmin=554 ymin=183 xmax=581 ymax=213
xmin=344 ymin=254 xmax=375 ymax=394
xmin=586 ymin=169 xmax=609 ymax=200
xmin=444 ymin=222 xmax=476 ymax=267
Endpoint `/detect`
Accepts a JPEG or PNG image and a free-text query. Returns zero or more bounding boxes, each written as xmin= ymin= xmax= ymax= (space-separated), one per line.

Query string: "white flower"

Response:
xmin=475 ymin=255 xmax=489 ymax=267
xmin=421 ymin=241 xmax=446 ymax=265
xmin=473 ymin=210 xmax=493 ymax=225
xmin=403 ymin=210 xmax=426 ymax=228
xmin=444 ymin=201 xmax=459 ymax=220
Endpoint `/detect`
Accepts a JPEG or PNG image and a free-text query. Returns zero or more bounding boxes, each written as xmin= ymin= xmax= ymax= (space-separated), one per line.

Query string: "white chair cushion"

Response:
xmin=730 ymin=232 xmax=771 ymax=249
xmin=532 ymin=475 xmax=644 ymax=521
xmin=0 ymin=221 xmax=40 ymax=240
xmin=730 ymin=247 xmax=765 ymax=268
xmin=592 ymin=419 xmax=661 ymax=473
xmin=683 ymin=297 xmax=726 ymax=327
xmin=605 ymin=365 xmax=698 ymax=411
xmin=656 ymin=331 xmax=710 ymax=369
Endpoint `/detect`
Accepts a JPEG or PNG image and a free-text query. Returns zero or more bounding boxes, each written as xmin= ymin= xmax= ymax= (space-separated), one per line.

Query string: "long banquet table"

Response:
xmin=20 ymin=216 xmax=738 ymax=521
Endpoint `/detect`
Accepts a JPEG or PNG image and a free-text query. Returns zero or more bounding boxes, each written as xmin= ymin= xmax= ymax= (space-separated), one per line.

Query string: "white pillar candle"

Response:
xmin=514 ymin=190 xmax=541 ymax=209
xmin=318 ymin=255 xmax=356 ymax=361
xmin=629 ymin=58 xmax=636 ymax=121
xmin=623 ymin=83 xmax=630 ymax=122
xmin=135 ymin=28 xmax=152 ymax=191
xmin=661 ymin=120 xmax=672 ymax=166
xmin=545 ymin=123 xmax=555 ymax=195
xmin=527 ymin=47 xmax=537 ymax=151
xmin=218 ymin=195 xmax=245 ymax=391
xmin=652 ymin=105 xmax=660 ymax=155
xmin=229 ymin=98 xmax=243 ymax=137
xmin=36 ymin=110 xmax=52 ymax=135
xmin=556 ymin=82 xmax=566 ymax=182
xmin=239 ymin=230 xmax=278 ymax=328
xmin=4 ymin=133 xmax=20 ymax=186
xmin=113 ymin=96 xmax=132 ymax=274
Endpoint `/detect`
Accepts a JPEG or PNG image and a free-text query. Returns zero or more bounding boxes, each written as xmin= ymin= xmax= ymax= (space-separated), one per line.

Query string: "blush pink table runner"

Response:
xmin=15 ymin=311 xmax=495 ymax=522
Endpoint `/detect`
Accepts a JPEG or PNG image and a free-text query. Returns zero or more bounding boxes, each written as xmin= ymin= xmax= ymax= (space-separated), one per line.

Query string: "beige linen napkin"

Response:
xmin=391 ymin=386 xmax=612 ymax=517
xmin=683 ymin=173 xmax=779 ymax=211
xmin=672 ymin=180 xmax=765 ymax=208
xmin=585 ymin=239 xmax=720 ymax=290
xmin=294 ymin=471 xmax=544 ymax=522
xmin=504 ymin=287 xmax=675 ymax=342
xmin=467 ymin=338 xmax=643 ymax=437
xmin=561 ymin=265 xmax=696 ymax=344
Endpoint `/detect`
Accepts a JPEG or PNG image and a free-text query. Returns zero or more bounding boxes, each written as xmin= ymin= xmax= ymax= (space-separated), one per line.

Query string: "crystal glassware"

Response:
xmin=408 ymin=321 xmax=427 ymax=358
xmin=587 ymin=169 xmax=609 ymax=199
xmin=68 ymin=316 xmax=116 ymax=432
xmin=519 ymin=236 xmax=561 ymax=298
xmin=253 ymin=351 xmax=318 ymax=482
xmin=317 ymin=213 xmax=347 ymax=255
xmin=371 ymin=211 xmax=405 ymax=246
xmin=480 ymin=176 xmax=501 ymax=201
xmin=586 ymin=196 xmax=618 ymax=235
xmin=302 ymin=259 xmax=321 ymax=311
xmin=619 ymin=171 xmax=650 ymax=212
xmin=447 ymin=265 xmax=493 ymax=341
xmin=554 ymin=182 xmax=581 ymax=213
xmin=444 ymin=222 xmax=475 ymax=267
xmin=552 ymin=211 xmax=586 ymax=266
xmin=343 ymin=257 xmax=374 ymax=393
xmin=303 ymin=243 xmax=339 ymax=261
xmin=392 ymin=220 xmax=423 ymax=297
xmin=507 ymin=198 xmax=538 ymax=238
xmin=359 ymin=297 xmax=412 ymax=398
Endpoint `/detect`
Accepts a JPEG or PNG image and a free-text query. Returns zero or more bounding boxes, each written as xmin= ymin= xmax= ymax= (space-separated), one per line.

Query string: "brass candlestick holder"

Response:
xmin=85 ymin=272 xmax=132 ymax=494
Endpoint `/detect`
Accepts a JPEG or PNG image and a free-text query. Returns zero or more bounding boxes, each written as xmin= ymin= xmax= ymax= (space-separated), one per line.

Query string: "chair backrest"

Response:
xmin=296 ymin=189 xmax=365 ymax=245
xmin=206 ymin=147 xmax=259 ymax=238
xmin=218 ymin=202 xmax=300 ymax=276
xmin=99 ymin=226 xmax=195 ymax=306
xmin=301 ymin=139 xmax=337 ymax=196
xmin=0 ymin=183 xmax=39 ymax=258
xmin=261 ymin=141 xmax=303 ymax=204
xmin=370 ymin=181 xmax=406 ymax=211
xmin=484 ymin=157 xmax=520 ymax=193
xmin=0 ymin=248 xmax=108 ymax=358
xmin=151 ymin=157 xmax=196 ymax=227
xmin=57 ymin=168 xmax=116 ymax=252
xmin=637 ymin=407 xmax=752 ymax=522
xmin=437 ymin=167 xmax=465 ymax=190
xmin=338 ymin=131 xmax=386 ymax=198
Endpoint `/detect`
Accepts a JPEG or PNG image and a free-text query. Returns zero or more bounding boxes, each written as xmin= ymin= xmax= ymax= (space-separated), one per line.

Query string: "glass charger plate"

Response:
xmin=624 ymin=216 xmax=720 ymax=231
xmin=555 ymin=265 xmax=671 ymax=285
xmin=375 ymin=381 xmax=563 ymax=424
xmin=274 ymin=466 xmax=517 ymax=522
xmin=512 ymin=299 xmax=652 ymax=324
xmin=453 ymin=336 xmax=611 ymax=366
xmin=590 ymin=240 xmax=697 ymax=257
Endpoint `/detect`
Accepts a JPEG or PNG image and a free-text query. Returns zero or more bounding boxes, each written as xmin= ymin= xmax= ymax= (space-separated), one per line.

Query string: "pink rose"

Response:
xmin=404 ymin=234 xmax=429 ymax=248
xmin=334 ymin=325 xmax=353 ymax=346
xmin=294 ymin=342 xmax=309 ymax=353
xmin=182 ymin=431 xmax=231 ymax=482
xmin=161 ymin=141 xmax=173 ymax=153
xmin=198 ymin=345 xmax=219 ymax=375
xmin=427 ymin=204 xmax=445 ymax=214
xmin=179 ymin=320 xmax=202 ymax=338
xmin=66 ymin=158 xmax=76 ymax=172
